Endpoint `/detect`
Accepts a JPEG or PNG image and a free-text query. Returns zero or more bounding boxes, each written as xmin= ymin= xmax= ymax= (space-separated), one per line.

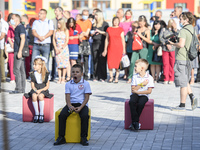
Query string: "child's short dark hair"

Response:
xmin=72 ymin=64 xmax=83 ymax=73
xmin=135 ymin=59 xmax=149 ymax=70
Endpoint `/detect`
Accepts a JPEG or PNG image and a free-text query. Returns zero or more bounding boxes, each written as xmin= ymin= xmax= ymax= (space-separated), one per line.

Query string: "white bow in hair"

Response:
xmin=34 ymin=56 xmax=47 ymax=63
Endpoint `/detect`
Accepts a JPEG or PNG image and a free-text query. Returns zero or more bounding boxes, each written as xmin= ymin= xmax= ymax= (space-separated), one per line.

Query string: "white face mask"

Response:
xmin=10 ymin=19 xmax=15 ymax=25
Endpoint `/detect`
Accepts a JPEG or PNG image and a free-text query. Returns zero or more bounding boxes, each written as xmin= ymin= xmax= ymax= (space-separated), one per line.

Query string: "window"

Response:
xmin=174 ymin=3 xmax=187 ymax=9
xmin=26 ymin=2 xmax=36 ymax=11
xmin=156 ymin=2 xmax=161 ymax=8
xmin=122 ymin=3 xmax=132 ymax=8
xmin=144 ymin=4 xmax=149 ymax=9
xmin=93 ymin=0 xmax=110 ymax=10
xmin=50 ymin=3 xmax=59 ymax=9
xmin=5 ymin=2 xmax=8 ymax=10
xmin=73 ymin=0 xmax=88 ymax=9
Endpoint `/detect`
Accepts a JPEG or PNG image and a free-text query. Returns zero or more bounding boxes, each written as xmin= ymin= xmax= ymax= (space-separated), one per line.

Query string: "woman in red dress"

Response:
xmin=102 ymin=17 xmax=125 ymax=83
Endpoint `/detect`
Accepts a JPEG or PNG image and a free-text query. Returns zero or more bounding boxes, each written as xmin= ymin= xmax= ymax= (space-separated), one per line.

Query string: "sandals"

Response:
xmin=66 ymin=77 xmax=71 ymax=82
xmin=108 ymin=78 xmax=113 ymax=83
xmin=33 ymin=115 xmax=39 ymax=123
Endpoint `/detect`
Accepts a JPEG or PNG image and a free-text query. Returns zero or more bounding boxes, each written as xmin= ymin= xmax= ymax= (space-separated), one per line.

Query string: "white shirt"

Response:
xmin=131 ymin=72 xmax=154 ymax=98
xmin=173 ymin=16 xmax=181 ymax=30
xmin=65 ymin=78 xmax=92 ymax=106
xmin=0 ymin=18 xmax=9 ymax=49
xmin=34 ymin=71 xmax=50 ymax=84
xmin=32 ymin=18 xmax=54 ymax=44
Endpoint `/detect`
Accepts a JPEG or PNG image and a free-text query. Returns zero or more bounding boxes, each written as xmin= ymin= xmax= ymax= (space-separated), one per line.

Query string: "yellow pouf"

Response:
xmin=55 ymin=108 xmax=91 ymax=143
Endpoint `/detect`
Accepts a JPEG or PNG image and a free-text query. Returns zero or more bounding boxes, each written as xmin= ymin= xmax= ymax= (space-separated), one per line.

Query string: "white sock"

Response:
xmin=32 ymin=101 xmax=39 ymax=115
xmin=39 ymin=100 xmax=44 ymax=116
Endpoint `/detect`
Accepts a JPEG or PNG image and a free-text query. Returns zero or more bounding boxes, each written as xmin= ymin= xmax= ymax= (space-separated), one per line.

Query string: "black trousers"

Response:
xmin=77 ymin=55 xmax=89 ymax=80
xmin=58 ymin=103 xmax=89 ymax=138
xmin=51 ymin=56 xmax=57 ymax=79
xmin=129 ymin=94 xmax=148 ymax=123
xmin=92 ymin=42 xmax=107 ymax=80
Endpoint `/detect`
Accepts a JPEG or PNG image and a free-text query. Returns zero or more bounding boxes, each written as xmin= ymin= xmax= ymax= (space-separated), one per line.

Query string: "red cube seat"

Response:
xmin=124 ymin=99 xmax=154 ymax=130
xmin=22 ymin=95 xmax=54 ymax=122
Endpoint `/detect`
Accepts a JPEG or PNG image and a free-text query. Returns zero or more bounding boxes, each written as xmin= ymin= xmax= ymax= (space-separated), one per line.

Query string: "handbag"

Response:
xmin=16 ymin=40 xmax=30 ymax=57
xmin=152 ymin=49 xmax=162 ymax=63
xmin=132 ymin=33 xmax=143 ymax=51
xmin=5 ymin=43 xmax=14 ymax=53
xmin=157 ymin=46 xmax=162 ymax=56
xmin=22 ymin=44 xmax=30 ymax=57
xmin=79 ymin=40 xmax=91 ymax=55
xmin=120 ymin=55 xmax=130 ymax=70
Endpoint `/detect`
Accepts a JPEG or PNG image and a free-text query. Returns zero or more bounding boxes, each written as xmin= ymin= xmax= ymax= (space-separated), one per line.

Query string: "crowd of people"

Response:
xmin=0 ymin=5 xmax=200 ymax=146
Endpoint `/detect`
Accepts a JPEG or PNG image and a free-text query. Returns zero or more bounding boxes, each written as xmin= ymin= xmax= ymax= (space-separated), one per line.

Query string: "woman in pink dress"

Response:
xmin=102 ymin=17 xmax=125 ymax=83
xmin=53 ymin=19 xmax=70 ymax=84
xmin=119 ymin=9 xmax=134 ymax=80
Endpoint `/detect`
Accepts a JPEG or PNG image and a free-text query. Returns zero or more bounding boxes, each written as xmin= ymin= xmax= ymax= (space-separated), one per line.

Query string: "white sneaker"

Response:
xmin=10 ymin=80 xmax=15 ymax=84
xmin=191 ymin=97 xmax=198 ymax=110
xmin=171 ymin=106 xmax=186 ymax=111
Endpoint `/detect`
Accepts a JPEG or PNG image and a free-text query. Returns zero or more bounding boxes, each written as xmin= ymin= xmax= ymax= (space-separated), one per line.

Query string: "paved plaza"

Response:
xmin=0 ymin=72 xmax=200 ymax=150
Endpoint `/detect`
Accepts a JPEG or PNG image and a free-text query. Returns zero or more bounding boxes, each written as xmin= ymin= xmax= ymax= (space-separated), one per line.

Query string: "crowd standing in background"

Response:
xmin=0 ymin=6 xmax=199 ymax=110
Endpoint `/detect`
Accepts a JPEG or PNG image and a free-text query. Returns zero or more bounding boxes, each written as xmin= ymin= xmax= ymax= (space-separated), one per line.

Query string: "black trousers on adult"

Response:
xmin=92 ymin=42 xmax=107 ymax=80
xmin=129 ymin=93 xmax=148 ymax=123
xmin=51 ymin=56 xmax=57 ymax=80
xmin=77 ymin=55 xmax=89 ymax=80
xmin=13 ymin=52 xmax=26 ymax=93
xmin=58 ymin=103 xmax=89 ymax=138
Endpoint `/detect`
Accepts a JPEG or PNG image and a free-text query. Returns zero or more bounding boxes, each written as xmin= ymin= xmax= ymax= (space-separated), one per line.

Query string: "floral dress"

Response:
xmin=55 ymin=30 xmax=69 ymax=68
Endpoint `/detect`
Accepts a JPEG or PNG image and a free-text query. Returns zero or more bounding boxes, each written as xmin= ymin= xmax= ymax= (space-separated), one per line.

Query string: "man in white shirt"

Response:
xmin=31 ymin=9 xmax=54 ymax=71
xmin=173 ymin=6 xmax=182 ymax=30
xmin=0 ymin=11 xmax=9 ymax=82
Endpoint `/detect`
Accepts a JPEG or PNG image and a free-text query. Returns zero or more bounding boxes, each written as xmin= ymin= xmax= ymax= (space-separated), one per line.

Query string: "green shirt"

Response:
xmin=176 ymin=24 xmax=194 ymax=61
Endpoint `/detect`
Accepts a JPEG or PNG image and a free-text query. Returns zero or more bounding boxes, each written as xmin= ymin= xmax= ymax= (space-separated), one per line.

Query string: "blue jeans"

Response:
xmin=31 ymin=43 xmax=50 ymax=71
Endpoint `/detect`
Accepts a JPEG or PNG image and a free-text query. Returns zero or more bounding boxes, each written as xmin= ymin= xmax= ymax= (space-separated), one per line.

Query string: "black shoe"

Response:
xmin=54 ymin=136 xmax=66 ymax=145
xmin=80 ymin=137 xmax=89 ymax=146
xmin=38 ymin=115 xmax=44 ymax=123
xmin=50 ymin=78 xmax=54 ymax=82
xmin=33 ymin=115 xmax=39 ymax=123
xmin=9 ymin=90 xmax=23 ymax=94
xmin=133 ymin=122 xmax=140 ymax=131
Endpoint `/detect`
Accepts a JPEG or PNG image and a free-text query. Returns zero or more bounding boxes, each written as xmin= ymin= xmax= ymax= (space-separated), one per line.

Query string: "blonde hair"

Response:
xmin=135 ymin=59 xmax=149 ymax=70
xmin=57 ymin=19 xmax=67 ymax=32
xmin=34 ymin=58 xmax=48 ymax=82
xmin=167 ymin=19 xmax=175 ymax=30
xmin=93 ymin=11 xmax=104 ymax=28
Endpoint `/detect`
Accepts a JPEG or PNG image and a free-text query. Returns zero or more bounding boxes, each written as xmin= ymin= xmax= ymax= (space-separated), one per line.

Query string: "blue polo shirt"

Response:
xmin=65 ymin=78 xmax=92 ymax=106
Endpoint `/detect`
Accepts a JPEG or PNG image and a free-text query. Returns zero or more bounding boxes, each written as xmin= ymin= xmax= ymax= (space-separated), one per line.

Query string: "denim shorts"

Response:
xmin=174 ymin=60 xmax=192 ymax=87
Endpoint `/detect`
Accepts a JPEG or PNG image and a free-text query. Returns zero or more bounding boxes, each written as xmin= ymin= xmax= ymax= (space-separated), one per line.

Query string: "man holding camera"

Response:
xmin=169 ymin=12 xmax=198 ymax=111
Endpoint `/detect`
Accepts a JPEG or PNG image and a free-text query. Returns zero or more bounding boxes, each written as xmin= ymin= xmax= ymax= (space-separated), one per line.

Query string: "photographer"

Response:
xmin=159 ymin=19 xmax=179 ymax=84
xmin=169 ymin=12 xmax=198 ymax=111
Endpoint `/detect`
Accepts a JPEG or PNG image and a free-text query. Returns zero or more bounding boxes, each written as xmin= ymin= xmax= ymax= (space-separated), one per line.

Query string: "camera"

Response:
xmin=165 ymin=33 xmax=179 ymax=44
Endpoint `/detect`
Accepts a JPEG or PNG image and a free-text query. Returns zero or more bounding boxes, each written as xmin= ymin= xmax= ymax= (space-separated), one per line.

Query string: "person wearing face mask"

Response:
xmin=173 ymin=6 xmax=183 ymax=30
xmin=0 ymin=11 xmax=9 ymax=83
xmin=119 ymin=9 xmax=133 ymax=80
xmin=76 ymin=9 xmax=92 ymax=80
xmin=169 ymin=12 xmax=198 ymax=111
xmin=9 ymin=14 xmax=27 ymax=94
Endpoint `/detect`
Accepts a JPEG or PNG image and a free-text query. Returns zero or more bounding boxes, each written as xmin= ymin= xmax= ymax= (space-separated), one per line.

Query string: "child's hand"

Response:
xmin=132 ymin=89 xmax=139 ymax=94
xmin=74 ymin=107 xmax=82 ymax=113
xmin=142 ymin=79 xmax=149 ymax=86
xmin=36 ymin=90 xmax=41 ymax=94
xmin=68 ymin=105 xmax=75 ymax=112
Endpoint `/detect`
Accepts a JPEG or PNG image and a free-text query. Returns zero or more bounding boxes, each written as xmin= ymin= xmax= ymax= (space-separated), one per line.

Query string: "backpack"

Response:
xmin=183 ymin=27 xmax=199 ymax=61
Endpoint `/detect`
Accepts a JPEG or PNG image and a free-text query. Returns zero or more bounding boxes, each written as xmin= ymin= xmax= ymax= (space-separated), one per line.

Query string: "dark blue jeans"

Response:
xmin=31 ymin=43 xmax=50 ymax=71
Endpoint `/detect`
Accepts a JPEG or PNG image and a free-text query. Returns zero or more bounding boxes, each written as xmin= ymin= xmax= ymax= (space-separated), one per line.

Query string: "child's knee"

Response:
xmin=32 ymin=93 xmax=37 ymax=101
xmin=38 ymin=94 xmax=44 ymax=101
